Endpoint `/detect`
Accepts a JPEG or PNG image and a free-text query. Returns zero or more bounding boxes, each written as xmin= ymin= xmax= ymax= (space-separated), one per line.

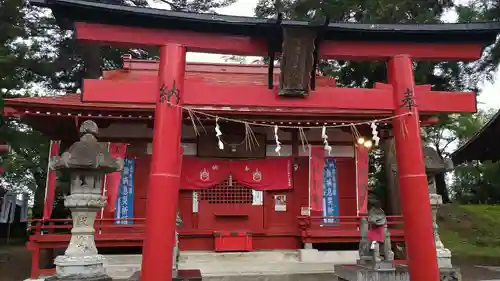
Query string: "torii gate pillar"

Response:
xmin=141 ymin=44 xmax=186 ymax=281
xmin=389 ymin=55 xmax=440 ymax=281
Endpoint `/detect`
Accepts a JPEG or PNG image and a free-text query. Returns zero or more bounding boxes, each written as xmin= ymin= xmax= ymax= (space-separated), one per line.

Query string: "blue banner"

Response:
xmin=115 ymin=158 xmax=135 ymax=224
xmin=323 ymin=158 xmax=339 ymax=224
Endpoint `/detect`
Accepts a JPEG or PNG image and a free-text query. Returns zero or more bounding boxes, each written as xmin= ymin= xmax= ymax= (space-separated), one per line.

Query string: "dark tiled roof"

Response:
xmin=451 ymin=110 xmax=500 ymax=164
xmin=31 ymin=0 xmax=500 ymax=44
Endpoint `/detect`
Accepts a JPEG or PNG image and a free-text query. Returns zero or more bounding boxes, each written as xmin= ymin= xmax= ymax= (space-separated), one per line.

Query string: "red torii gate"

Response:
xmin=29 ymin=0 xmax=500 ymax=280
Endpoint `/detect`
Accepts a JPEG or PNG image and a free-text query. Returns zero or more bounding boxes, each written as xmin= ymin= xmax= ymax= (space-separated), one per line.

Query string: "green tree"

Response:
xmin=453 ymin=1 xmax=499 ymax=81
xmin=451 ymin=109 xmax=500 ymax=204
xmin=0 ymin=0 xmax=238 ymax=218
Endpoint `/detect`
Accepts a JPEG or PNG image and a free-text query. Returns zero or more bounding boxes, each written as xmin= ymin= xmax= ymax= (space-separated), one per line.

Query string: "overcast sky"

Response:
xmin=150 ymin=0 xmax=500 ymax=112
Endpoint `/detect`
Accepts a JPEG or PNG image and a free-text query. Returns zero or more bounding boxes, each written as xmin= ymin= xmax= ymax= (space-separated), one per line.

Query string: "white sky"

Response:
xmin=150 ymin=0 xmax=500 ymax=112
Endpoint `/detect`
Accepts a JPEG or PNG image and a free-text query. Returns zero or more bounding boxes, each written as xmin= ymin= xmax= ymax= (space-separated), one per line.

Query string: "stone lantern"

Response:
xmin=423 ymin=146 xmax=453 ymax=269
xmin=47 ymin=120 xmax=123 ymax=281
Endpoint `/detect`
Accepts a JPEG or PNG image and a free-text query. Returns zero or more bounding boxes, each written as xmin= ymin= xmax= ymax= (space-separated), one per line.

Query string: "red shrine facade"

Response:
xmin=11 ymin=0 xmax=500 ymax=281
xmin=7 ymin=58 xmax=386 ymax=250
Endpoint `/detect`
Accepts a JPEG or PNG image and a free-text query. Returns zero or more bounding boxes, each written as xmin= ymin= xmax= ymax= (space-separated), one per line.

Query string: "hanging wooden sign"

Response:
xmin=279 ymin=27 xmax=316 ymax=97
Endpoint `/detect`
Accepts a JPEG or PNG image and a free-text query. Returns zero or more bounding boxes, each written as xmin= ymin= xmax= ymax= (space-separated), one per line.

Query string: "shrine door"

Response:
xmin=196 ymin=174 xmax=264 ymax=234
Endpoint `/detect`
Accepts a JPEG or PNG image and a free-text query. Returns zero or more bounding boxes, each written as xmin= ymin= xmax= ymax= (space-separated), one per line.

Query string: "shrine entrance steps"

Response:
xmin=105 ymin=250 xmax=359 ymax=280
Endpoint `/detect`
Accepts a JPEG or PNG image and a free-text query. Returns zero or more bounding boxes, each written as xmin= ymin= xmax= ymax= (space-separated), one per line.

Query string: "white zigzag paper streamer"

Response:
xmin=274 ymin=125 xmax=281 ymax=156
xmin=215 ymin=117 xmax=224 ymax=150
xmin=371 ymin=122 xmax=380 ymax=146
xmin=322 ymin=126 xmax=332 ymax=155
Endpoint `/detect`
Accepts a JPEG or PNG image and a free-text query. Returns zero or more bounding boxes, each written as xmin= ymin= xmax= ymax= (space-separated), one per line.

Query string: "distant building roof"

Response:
xmin=451 ymin=110 xmax=500 ymax=164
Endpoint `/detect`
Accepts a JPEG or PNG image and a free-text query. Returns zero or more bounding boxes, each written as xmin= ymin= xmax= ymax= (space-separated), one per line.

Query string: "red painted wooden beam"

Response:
xmin=74 ymin=22 xmax=485 ymax=60
xmin=74 ymin=22 xmax=268 ymax=56
xmin=82 ymin=80 xmax=477 ymax=113
xmin=320 ymin=41 xmax=484 ymax=61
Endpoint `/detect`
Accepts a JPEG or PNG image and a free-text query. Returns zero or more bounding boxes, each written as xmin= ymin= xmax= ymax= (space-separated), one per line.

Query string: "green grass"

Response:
xmin=438 ymin=204 xmax=500 ymax=263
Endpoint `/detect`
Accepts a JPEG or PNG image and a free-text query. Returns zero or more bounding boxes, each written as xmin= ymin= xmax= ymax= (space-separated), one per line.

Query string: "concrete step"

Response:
xmin=105 ymin=250 xmax=301 ymax=266
xmin=115 ymin=273 xmax=337 ymax=281
xmin=184 ymin=272 xmax=337 ymax=281
xmin=105 ymin=261 xmax=336 ymax=278
xmin=103 ymin=250 xmax=356 ymax=280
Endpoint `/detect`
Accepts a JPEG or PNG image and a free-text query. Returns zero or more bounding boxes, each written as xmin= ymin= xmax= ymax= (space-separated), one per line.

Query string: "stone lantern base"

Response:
xmin=45 ymin=255 xmax=111 ymax=281
xmin=54 ymin=255 xmax=107 ymax=276
xmin=45 ymin=274 xmax=112 ymax=281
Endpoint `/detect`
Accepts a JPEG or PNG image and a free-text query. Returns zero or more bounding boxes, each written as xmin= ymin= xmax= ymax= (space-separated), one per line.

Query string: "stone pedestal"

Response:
xmin=47 ymin=121 xmax=123 ymax=281
xmin=128 ymin=270 xmax=202 ymax=281
xmin=429 ymin=184 xmax=453 ymax=269
xmin=424 ymin=147 xmax=455 ymax=272
xmin=52 ymin=193 xmax=107 ymax=278
xmin=335 ymin=264 xmax=408 ymax=281
xmin=335 ymin=265 xmax=461 ymax=281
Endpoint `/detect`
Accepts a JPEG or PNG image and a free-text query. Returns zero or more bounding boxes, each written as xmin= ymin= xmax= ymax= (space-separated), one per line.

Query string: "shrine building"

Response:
xmin=4 ymin=0 xmax=500 ymax=280
xmin=7 ymin=57 xmax=385 ymax=250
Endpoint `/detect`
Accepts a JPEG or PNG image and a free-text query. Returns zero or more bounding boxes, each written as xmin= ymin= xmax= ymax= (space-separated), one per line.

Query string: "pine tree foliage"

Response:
xmin=453 ymin=0 xmax=500 ymax=80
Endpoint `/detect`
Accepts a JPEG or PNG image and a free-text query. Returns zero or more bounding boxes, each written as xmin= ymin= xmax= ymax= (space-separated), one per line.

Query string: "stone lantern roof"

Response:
xmin=423 ymin=146 xmax=453 ymax=175
xmin=50 ymin=120 xmax=123 ymax=173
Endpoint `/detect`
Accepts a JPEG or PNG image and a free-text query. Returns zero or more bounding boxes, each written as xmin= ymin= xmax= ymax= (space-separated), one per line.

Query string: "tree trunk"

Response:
xmin=32 ymin=172 xmax=47 ymax=218
xmin=383 ymin=135 xmax=401 ymax=215
xmin=81 ymin=45 xmax=102 ymax=79
xmin=435 ymin=172 xmax=450 ymax=203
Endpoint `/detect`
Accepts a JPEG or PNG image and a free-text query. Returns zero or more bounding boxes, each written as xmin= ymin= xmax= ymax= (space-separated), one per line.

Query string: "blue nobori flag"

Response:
xmin=114 ymin=158 xmax=135 ymax=224
xmin=323 ymin=158 xmax=339 ymax=224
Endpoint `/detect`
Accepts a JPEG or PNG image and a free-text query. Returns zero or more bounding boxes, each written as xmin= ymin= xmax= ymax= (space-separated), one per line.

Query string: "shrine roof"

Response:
xmin=31 ymin=0 xmax=500 ymax=44
xmin=4 ymin=93 xmax=151 ymax=110
xmin=451 ymin=110 xmax=500 ymax=164
xmin=3 ymin=59 xmax=330 ymax=112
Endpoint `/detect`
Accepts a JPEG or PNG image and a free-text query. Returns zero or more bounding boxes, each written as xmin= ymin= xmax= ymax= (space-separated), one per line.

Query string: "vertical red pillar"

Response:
xmin=141 ymin=44 xmax=186 ymax=281
xmin=388 ymin=55 xmax=439 ymax=281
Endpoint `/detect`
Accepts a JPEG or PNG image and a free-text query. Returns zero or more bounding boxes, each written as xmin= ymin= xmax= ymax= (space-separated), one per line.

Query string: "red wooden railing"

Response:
xmin=297 ymin=215 xmax=405 ymax=243
xmin=26 ymin=215 xmax=405 ymax=279
xmin=28 ymin=218 xmax=146 ymax=235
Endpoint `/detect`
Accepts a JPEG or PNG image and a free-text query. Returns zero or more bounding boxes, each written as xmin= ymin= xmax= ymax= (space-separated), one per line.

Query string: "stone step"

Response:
xmin=104 ymin=250 xmax=301 ymax=266
xmin=106 ymin=261 xmax=337 ymax=279
xmin=33 ymin=272 xmax=338 ymax=281
xmin=103 ymin=251 xmax=357 ymax=280
xmin=177 ymin=273 xmax=337 ymax=281
xmin=115 ymin=273 xmax=337 ymax=281
xmin=30 ymin=251 xmax=354 ymax=281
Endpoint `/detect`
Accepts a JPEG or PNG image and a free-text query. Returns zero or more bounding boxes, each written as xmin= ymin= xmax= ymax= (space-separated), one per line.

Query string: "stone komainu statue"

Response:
xmin=173 ymin=211 xmax=183 ymax=276
xmin=358 ymin=196 xmax=394 ymax=268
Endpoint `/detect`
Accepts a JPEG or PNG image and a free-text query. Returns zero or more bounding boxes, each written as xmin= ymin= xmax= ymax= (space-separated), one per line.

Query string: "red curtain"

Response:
xmin=43 ymin=140 xmax=61 ymax=220
xmin=356 ymin=144 xmax=369 ymax=214
xmin=231 ymin=157 xmax=292 ymax=190
xmin=180 ymin=157 xmax=230 ymax=190
xmin=309 ymin=146 xmax=324 ymax=212
xmin=179 ymin=157 xmax=293 ymax=191
xmin=105 ymin=143 xmax=128 ymax=212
